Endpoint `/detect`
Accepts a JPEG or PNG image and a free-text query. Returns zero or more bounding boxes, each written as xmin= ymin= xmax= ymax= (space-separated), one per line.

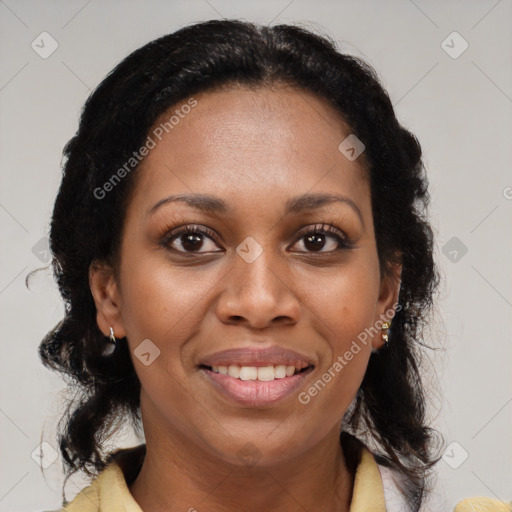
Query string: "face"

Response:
xmin=91 ymin=85 xmax=400 ymax=467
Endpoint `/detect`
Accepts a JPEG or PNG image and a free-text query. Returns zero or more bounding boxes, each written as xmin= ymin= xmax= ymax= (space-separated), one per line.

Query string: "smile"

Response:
xmin=199 ymin=364 xmax=314 ymax=407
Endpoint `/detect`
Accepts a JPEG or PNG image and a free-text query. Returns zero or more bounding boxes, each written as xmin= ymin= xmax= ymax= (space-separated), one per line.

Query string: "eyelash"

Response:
xmin=159 ymin=221 xmax=354 ymax=255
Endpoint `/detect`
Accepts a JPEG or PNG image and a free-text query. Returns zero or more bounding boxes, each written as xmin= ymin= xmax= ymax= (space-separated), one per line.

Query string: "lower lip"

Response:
xmin=200 ymin=367 xmax=314 ymax=407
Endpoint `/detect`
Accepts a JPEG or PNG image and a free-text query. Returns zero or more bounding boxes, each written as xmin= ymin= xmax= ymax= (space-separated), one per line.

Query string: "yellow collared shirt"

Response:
xmin=54 ymin=444 xmax=511 ymax=512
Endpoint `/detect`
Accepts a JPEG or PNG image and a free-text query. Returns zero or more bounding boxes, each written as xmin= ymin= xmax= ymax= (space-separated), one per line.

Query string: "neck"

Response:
xmin=129 ymin=424 xmax=357 ymax=512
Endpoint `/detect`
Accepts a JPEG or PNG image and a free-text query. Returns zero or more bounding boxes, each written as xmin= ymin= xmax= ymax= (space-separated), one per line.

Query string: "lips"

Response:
xmin=198 ymin=345 xmax=315 ymax=407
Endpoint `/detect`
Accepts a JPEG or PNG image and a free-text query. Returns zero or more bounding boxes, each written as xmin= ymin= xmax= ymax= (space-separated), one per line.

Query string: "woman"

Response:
xmin=40 ymin=19 xmax=508 ymax=512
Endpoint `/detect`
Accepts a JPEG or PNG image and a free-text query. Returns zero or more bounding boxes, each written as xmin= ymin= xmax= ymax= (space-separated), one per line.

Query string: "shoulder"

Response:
xmin=378 ymin=463 xmax=512 ymax=512
xmin=54 ymin=444 xmax=146 ymax=512
xmin=453 ymin=497 xmax=512 ymax=511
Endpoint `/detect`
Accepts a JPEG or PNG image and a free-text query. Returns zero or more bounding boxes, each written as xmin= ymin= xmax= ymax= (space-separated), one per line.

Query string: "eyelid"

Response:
xmin=294 ymin=222 xmax=347 ymax=240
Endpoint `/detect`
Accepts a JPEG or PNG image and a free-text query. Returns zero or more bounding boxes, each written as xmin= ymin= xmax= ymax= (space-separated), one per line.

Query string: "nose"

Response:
xmin=215 ymin=247 xmax=301 ymax=330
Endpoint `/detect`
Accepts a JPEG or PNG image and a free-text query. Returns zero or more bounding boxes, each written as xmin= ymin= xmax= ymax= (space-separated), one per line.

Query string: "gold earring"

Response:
xmin=381 ymin=322 xmax=391 ymax=343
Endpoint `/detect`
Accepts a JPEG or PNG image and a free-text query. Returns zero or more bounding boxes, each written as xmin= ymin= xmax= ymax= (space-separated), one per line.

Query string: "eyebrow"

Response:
xmin=148 ymin=192 xmax=364 ymax=226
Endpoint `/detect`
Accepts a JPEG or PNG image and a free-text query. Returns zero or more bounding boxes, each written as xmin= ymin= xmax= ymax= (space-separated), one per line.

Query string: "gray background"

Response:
xmin=0 ymin=0 xmax=511 ymax=510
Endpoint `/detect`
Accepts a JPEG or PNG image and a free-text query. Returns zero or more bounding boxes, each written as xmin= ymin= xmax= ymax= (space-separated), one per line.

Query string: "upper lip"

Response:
xmin=199 ymin=346 xmax=315 ymax=369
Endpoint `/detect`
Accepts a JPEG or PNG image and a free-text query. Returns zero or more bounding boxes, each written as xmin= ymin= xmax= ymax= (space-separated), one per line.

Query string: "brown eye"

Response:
xmin=291 ymin=224 xmax=353 ymax=253
xmin=301 ymin=232 xmax=337 ymax=252
xmin=162 ymin=225 xmax=223 ymax=254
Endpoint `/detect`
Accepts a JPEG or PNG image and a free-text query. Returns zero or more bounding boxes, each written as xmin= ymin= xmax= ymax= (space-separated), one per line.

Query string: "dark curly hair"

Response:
xmin=39 ymin=19 xmax=441 ymax=510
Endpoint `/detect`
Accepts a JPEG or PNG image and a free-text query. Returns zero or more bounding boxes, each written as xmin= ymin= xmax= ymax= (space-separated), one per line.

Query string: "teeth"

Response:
xmin=227 ymin=365 xmax=240 ymax=378
xmin=239 ymin=366 xmax=258 ymax=381
xmin=209 ymin=364 xmax=306 ymax=381
xmin=256 ymin=366 xmax=274 ymax=382
xmin=274 ymin=365 xmax=286 ymax=378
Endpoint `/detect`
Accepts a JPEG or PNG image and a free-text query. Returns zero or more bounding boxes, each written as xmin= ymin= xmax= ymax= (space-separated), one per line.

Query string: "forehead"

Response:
xmin=130 ymin=85 xmax=370 ymax=218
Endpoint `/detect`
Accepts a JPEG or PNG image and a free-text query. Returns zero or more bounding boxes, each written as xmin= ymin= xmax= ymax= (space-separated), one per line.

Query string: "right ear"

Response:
xmin=88 ymin=261 xmax=127 ymax=339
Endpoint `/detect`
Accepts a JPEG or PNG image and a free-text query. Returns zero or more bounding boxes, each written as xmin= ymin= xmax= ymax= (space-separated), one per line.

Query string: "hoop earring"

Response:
xmin=109 ymin=326 xmax=116 ymax=346
xmin=102 ymin=326 xmax=117 ymax=356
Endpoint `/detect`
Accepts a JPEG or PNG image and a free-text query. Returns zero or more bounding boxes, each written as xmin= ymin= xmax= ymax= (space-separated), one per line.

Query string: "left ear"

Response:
xmin=372 ymin=260 xmax=402 ymax=351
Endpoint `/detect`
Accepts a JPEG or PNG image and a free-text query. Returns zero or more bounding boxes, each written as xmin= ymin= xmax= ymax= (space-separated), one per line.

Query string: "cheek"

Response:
xmin=313 ymin=256 xmax=381 ymax=345
xmin=118 ymin=250 xmax=214 ymax=343
xmin=117 ymin=253 xmax=211 ymax=408
xmin=298 ymin=305 xmax=374 ymax=423
xmin=303 ymin=255 xmax=380 ymax=401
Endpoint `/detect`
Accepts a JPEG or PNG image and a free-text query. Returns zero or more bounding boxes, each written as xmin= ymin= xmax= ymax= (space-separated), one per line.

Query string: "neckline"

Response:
xmin=109 ymin=431 xmax=364 ymax=485
xmin=99 ymin=433 xmax=387 ymax=512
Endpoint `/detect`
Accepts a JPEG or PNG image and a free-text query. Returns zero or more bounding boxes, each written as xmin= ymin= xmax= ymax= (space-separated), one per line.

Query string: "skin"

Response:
xmin=90 ymin=84 xmax=401 ymax=512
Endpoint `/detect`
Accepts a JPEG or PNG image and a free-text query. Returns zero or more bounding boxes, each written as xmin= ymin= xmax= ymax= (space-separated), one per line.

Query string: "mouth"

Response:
xmin=197 ymin=345 xmax=316 ymax=407
xmin=198 ymin=363 xmax=315 ymax=407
